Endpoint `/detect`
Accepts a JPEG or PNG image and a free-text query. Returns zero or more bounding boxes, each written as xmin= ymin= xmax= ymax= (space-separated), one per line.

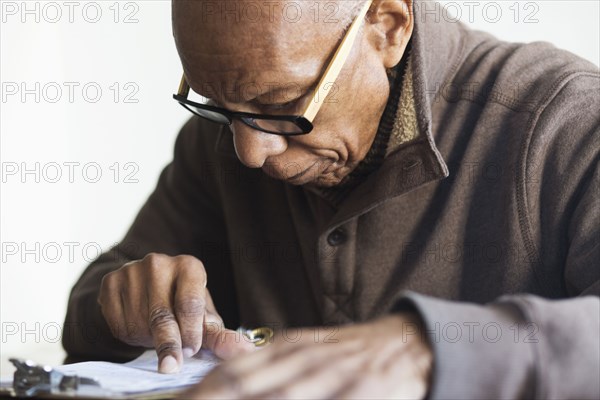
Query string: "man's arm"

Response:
xmin=62 ymin=117 xmax=240 ymax=362
xmin=397 ymin=72 xmax=600 ymax=399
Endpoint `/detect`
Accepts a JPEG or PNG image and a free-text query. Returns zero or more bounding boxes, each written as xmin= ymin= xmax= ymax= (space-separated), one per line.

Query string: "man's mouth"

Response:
xmin=261 ymin=159 xmax=338 ymax=185
xmin=286 ymin=162 xmax=317 ymax=181
xmin=284 ymin=161 xmax=318 ymax=182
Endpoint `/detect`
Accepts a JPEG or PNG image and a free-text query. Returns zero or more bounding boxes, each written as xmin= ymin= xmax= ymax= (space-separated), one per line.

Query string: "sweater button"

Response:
xmin=327 ymin=228 xmax=347 ymax=246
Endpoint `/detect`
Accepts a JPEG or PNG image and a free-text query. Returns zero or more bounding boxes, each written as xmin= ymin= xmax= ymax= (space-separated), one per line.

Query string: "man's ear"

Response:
xmin=366 ymin=0 xmax=413 ymax=68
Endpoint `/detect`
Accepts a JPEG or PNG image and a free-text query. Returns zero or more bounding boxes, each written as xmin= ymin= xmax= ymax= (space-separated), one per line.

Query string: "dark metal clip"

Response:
xmin=9 ymin=358 xmax=100 ymax=397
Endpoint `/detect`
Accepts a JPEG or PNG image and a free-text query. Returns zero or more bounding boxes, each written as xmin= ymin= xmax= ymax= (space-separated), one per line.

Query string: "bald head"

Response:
xmin=172 ymin=0 xmax=366 ymax=103
xmin=172 ymin=0 xmax=361 ymax=48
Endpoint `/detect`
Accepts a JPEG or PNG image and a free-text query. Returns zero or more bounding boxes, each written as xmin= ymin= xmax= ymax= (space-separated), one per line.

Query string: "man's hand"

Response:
xmin=181 ymin=314 xmax=432 ymax=399
xmin=97 ymin=253 xmax=255 ymax=373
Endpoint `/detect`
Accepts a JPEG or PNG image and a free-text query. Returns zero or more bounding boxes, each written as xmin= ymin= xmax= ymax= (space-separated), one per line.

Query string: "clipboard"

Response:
xmin=0 ymin=327 xmax=273 ymax=399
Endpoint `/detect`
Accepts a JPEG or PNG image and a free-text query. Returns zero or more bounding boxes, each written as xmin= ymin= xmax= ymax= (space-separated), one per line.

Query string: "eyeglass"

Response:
xmin=172 ymin=0 xmax=373 ymax=136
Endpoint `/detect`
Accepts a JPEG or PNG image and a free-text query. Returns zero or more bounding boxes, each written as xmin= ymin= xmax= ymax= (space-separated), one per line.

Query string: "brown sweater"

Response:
xmin=63 ymin=2 xmax=600 ymax=399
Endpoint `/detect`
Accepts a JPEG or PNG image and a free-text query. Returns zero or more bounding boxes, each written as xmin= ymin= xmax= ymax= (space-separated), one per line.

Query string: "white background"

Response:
xmin=1 ymin=0 xmax=598 ymax=376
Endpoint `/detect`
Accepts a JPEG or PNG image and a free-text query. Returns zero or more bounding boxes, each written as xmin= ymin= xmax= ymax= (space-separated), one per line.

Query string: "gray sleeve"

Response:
xmin=396 ymin=292 xmax=599 ymax=400
xmin=395 ymin=72 xmax=600 ymax=400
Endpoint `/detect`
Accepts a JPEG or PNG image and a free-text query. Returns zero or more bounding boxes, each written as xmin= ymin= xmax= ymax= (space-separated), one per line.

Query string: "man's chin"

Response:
xmin=262 ymin=169 xmax=343 ymax=187
xmin=261 ymin=161 xmax=349 ymax=187
xmin=308 ymin=174 xmax=345 ymax=188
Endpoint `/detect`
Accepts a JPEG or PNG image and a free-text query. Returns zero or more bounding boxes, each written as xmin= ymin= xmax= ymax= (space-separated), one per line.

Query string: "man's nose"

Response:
xmin=231 ymin=121 xmax=288 ymax=168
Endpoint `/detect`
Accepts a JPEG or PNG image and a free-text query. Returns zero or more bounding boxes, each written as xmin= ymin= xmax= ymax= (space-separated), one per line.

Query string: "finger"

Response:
xmin=121 ymin=267 xmax=152 ymax=347
xmin=262 ymin=346 xmax=368 ymax=399
xmin=214 ymin=335 xmax=277 ymax=373
xmin=242 ymin=340 xmax=361 ymax=396
xmin=173 ymin=259 xmax=207 ymax=358
xmin=98 ymin=273 xmax=128 ymax=343
xmin=336 ymin=345 xmax=428 ymax=400
xmin=149 ymin=304 xmax=183 ymax=373
xmin=177 ymin=366 xmax=239 ymax=399
xmin=147 ymin=279 xmax=183 ymax=373
xmin=202 ymin=312 xmax=256 ymax=360
xmin=209 ymin=325 xmax=306 ymax=376
xmin=219 ymin=338 xmax=362 ymax=397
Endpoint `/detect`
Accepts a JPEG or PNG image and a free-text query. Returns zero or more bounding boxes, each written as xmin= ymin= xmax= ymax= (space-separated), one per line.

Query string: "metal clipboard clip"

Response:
xmin=9 ymin=358 xmax=101 ymax=398
xmin=238 ymin=326 xmax=274 ymax=347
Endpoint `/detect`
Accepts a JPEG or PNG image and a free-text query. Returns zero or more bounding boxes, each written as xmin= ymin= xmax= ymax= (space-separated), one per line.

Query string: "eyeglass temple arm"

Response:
xmin=301 ymin=0 xmax=373 ymax=122
xmin=178 ymin=74 xmax=190 ymax=97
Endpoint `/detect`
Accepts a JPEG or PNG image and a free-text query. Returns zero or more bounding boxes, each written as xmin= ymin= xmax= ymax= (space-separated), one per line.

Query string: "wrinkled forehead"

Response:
xmin=172 ymin=0 xmax=358 ymax=102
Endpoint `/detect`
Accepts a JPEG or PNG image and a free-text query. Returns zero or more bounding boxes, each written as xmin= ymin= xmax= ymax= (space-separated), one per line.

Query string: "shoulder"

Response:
xmin=450 ymin=29 xmax=599 ymax=112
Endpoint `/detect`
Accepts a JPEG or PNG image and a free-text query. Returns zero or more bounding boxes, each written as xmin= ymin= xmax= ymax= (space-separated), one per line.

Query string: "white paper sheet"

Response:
xmin=54 ymin=349 xmax=220 ymax=397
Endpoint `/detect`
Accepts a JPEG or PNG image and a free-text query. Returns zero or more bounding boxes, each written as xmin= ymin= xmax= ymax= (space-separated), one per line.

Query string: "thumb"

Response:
xmin=202 ymin=313 xmax=257 ymax=360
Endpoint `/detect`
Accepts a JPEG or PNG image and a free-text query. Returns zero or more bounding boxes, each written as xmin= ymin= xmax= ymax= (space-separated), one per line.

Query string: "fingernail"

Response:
xmin=159 ymin=355 xmax=179 ymax=374
xmin=182 ymin=347 xmax=196 ymax=358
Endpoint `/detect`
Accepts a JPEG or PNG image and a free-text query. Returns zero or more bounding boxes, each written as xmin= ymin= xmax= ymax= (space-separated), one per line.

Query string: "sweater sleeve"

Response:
xmin=62 ymin=117 xmax=238 ymax=362
xmin=396 ymin=292 xmax=599 ymax=400
xmin=396 ymin=72 xmax=600 ymax=399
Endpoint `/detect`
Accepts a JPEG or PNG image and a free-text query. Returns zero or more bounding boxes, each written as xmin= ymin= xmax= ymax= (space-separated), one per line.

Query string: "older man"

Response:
xmin=63 ymin=0 xmax=599 ymax=398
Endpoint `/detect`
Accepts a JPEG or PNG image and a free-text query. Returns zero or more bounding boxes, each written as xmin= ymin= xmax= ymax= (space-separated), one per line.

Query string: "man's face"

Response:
xmin=173 ymin=0 xmax=397 ymax=187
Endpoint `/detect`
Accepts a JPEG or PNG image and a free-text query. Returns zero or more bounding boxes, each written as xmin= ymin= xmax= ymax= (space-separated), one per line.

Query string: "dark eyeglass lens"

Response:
xmin=241 ymin=117 xmax=304 ymax=135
